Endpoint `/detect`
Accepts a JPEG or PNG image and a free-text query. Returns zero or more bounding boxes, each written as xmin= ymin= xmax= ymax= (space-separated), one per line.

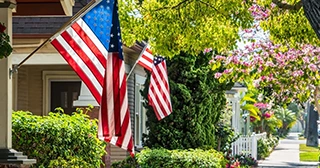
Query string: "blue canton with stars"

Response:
xmin=83 ymin=0 xmax=124 ymax=59
xmin=153 ymin=56 xmax=165 ymax=65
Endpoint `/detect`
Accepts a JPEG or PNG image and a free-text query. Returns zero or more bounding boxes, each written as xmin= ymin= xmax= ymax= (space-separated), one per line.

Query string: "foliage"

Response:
xmin=111 ymin=156 xmax=139 ymax=168
xmin=0 ymin=23 xmax=12 ymax=59
xmin=12 ymin=110 xmax=106 ymax=168
xmin=214 ymin=122 xmax=239 ymax=153
xmin=257 ymin=135 xmax=279 ymax=160
xmin=136 ymin=148 xmax=227 ymax=168
xmin=253 ymin=0 xmax=320 ymax=47
xmin=119 ymin=0 xmax=254 ymax=57
xmin=226 ymin=153 xmax=258 ymax=168
xmin=142 ymin=51 xmax=233 ymax=150
xmin=274 ymin=107 xmax=297 ymax=137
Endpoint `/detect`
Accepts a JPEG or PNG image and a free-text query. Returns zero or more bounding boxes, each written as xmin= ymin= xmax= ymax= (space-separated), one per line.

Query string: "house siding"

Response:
xmin=16 ymin=65 xmax=73 ymax=115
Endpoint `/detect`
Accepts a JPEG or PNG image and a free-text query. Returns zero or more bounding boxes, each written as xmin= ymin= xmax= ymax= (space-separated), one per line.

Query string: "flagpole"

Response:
xmin=126 ymin=43 xmax=149 ymax=81
xmin=9 ymin=0 xmax=97 ymax=77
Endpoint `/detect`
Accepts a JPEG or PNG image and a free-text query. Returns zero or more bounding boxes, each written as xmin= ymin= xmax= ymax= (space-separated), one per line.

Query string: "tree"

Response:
xmin=141 ymin=51 xmax=233 ymax=149
xmin=119 ymin=0 xmax=254 ymax=57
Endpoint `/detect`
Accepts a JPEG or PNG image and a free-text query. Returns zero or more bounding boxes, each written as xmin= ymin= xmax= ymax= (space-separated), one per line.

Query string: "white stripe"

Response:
xmin=152 ymin=65 xmax=171 ymax=108
xmin=138 ymin=58 xmax=153 ymax=69
xmin=107 ymin=54 xmax=115 ymax=136
xmin=66 ymin=27 xmax=105 ymax=77
xmin=150 ymin=78 xmax=171 ymax=117
xmin=98 ymin=108 xmax=104 ymax=140
xmin=55 ymin=35 xmax=103 ymax=94
xmin=119 ymin=60 xmax=125 ymax=89
xmin=148 ymin=89 xmax=165 ymax=119
xmin=143 ymin=51 xmax=153 ymax=59
xmin=76 ymin=19 xmax=108 ymax=58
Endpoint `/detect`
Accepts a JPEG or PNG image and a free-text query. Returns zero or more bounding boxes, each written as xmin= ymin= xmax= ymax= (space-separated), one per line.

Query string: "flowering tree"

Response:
xmin=0 ymin=23 xmax=12 ymax=59
xmin=210 ymin=41 xmax=320 ymax=115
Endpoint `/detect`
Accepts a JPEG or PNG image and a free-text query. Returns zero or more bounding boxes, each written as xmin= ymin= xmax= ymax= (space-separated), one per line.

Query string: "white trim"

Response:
xmin=12 ymin=53 xmax=67 ymax=65
xmin=42 ymin=71 xmax=80 ymax=115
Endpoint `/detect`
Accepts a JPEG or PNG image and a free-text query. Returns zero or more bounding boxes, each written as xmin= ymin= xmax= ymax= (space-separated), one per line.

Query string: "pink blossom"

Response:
xmin=223 ymin=69 xmax=232 ymax=74
xmin=308 ymin=64 xmax=317 ymax=72
xmin=254 ymin=102 xmax=269 ymax=109
xmin=214 ymin=73 xmax=222 ymax=79
xmin=203 ymin=48 xmax=212 ymax=54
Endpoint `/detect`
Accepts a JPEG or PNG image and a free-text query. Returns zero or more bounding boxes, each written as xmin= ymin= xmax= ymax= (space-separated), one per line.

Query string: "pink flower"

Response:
xmin=214 ymin=73 xmax=222 ymax=79
xmin=203 ymin=48 xmax=212 ymax=54
xmin=308 ymin=64 xmax=317 ymax=72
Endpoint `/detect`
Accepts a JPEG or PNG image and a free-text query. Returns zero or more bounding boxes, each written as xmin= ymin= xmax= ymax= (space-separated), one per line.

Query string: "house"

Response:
xmin=10 ymin=0 xmax=148 ymax=163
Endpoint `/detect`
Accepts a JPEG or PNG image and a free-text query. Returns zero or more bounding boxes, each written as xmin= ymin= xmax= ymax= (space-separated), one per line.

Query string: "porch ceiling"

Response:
xmin=14 ymin=0 xmax=74 ymax=16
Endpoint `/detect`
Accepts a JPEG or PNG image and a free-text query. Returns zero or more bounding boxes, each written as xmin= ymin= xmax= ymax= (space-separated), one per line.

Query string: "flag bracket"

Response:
xmin=9 ymin=65 xmax=18 ymax=79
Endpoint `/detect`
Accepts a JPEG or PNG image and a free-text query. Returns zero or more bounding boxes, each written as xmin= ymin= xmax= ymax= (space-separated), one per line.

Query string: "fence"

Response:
xmin=232 ymin=132 xmax=267 ymax=159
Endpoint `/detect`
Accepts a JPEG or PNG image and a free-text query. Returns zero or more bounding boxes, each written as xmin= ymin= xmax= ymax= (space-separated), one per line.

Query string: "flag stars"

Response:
xmin=93 ymin=23 xmax=97 ymax=27
xmin=111 ymin=34 xmax=114 ymax=38
xmin=111 ymin=44 xmax=114 ymax=48
xmin=94 ymin=17 xmax=97 ymax=20
xmin=100 ymin=5 xmax=104 ymax=8
xmin=94 ymin=10 xmax=97 ymax=14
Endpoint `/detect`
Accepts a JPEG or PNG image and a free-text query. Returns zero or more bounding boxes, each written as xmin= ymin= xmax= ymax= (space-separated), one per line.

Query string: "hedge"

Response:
xmin=12 ymin=110 xmax=106 ymax=168
xmin=112 ymin=148 xmax=227 ymax=168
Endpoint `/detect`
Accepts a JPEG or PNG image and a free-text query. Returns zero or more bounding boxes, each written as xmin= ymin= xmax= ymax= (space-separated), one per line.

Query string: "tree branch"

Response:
xmin=272 ymin=0 xmax=302 ymax=10
xmin=155 ymin=0 xmax=192 ymax=11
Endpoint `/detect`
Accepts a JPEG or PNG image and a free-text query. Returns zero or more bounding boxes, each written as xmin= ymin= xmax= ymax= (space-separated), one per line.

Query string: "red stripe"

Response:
xmin=61 ymin=31 xmax=104 ymax=87
xmin=145 ymin=48 xmax=152 ymax=54
xmin=149 ymin=84 xmax=169 ymax=119
xmin=115 ymin=108 xmax=130 ymax=146
xmin=138 ymin=61 xmax=152 ymax=72
xmin=148 ymin=94 xmax=162 ymax=120
xmin=51 ymin=39 xmax=101 ymax=104
xmin=141 ymin=54 xmax=153 ymax=63
xmin=112 ymin=53 xmax=122 ymax=136
xmin=71 ymin=22 xmax=107 ymax=67
xmin=100 ymin=70 xmax=110 ymax=138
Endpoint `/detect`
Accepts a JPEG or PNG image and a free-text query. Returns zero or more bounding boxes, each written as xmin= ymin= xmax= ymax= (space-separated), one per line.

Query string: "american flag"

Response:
xmin=50 ymin=0 xmax=134 ymax=155
xmin=137 ymin=44 xmax=154 ymax=72
xmin=148 ymin=56 xmax=172 ymax=120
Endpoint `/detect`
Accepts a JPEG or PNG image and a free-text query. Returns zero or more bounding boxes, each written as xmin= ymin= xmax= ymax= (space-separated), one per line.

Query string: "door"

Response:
xmin=50 ymin=81 xmax=81 ymax=115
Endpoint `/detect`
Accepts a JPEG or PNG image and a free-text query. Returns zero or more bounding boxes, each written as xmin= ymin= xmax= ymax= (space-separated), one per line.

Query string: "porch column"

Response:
xmin=0 ymin=0 xmax=14 ymax=150
xmin=0 ymin=1 xmax=35 ymax=165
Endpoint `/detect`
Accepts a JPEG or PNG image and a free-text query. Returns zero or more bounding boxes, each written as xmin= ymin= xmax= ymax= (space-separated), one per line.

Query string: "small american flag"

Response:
xmin=50 ymin=0 xmax=134 ymax=155
xmin=148 ymin=56 xmax=172 ymax=120
xmin=137 ymin=44 xmax=154 ymax=72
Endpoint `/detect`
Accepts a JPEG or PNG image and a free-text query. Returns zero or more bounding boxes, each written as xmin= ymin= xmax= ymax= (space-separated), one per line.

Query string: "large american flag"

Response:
xmin=148 ymin=56 xmax=172 ymax=120
xmin=50 ymin=0 xmax=134 ymax=155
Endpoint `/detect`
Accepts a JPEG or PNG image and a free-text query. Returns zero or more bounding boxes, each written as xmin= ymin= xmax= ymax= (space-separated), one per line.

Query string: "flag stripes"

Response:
xmin=148 ymin=57 xmax=172 ymax=120
xmin=137 ymin=46 xmax=154 ymax=72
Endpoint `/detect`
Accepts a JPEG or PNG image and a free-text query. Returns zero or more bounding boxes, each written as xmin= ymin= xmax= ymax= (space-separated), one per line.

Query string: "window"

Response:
xmin=134 ymin=74 xmax=147 ymax=147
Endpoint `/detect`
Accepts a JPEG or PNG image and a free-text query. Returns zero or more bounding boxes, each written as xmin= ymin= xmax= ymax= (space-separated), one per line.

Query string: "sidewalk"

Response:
xmin=258 ymin=133 xmax=319 ymax=168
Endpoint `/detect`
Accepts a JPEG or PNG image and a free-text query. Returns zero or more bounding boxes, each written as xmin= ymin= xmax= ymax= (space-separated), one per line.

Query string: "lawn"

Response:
xmin=299 ymin=144 xmax=320 ymax=162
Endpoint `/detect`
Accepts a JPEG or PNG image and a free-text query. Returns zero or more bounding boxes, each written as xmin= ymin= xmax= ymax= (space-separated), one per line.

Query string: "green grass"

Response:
xmin=299 ymin=144 xmax=320 ymax=162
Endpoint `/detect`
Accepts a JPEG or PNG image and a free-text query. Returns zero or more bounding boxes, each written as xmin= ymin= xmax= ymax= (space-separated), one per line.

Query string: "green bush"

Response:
xmin=257 ymin=135 xmax=279 ymax=160
xmin=136 ymin=148 xmax=227 ymax=168
xmin=12 ymin=110 xmax=106 ymax=168
xmin=111 ymin=156 xmax=138 ymax=168
xmin=142 ymin=51 xmax=234 ymax=150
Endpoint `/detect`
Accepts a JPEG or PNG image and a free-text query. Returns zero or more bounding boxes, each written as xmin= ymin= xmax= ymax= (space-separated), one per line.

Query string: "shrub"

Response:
xmin=111 ymin=156 xmax=138 ymax=168
xmin=12 ymin=110 xmax=106 ymax=168
xmin=142 ymin=51 xmax=234 ymax=150
xmin=136 ymin=148 xmax=227 ymax=168
xmin=257 ymin=135 xmax=279 ymax=160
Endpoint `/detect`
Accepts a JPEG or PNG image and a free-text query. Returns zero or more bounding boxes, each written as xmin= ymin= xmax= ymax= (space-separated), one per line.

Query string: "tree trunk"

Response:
xmin=306 ymin=104 xmax=319 ymax=147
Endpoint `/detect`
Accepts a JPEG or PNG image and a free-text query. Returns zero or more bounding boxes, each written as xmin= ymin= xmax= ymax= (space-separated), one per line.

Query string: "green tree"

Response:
xmin=141 ymin=51 xmax=233 ymax=149
xmin=119 ymin=0 xmax=254 ymax=57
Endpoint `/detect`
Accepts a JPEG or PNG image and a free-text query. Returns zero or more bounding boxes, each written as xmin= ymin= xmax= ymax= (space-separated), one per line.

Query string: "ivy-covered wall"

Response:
xmin=142 ymin=51 xmax=234 ymax=149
